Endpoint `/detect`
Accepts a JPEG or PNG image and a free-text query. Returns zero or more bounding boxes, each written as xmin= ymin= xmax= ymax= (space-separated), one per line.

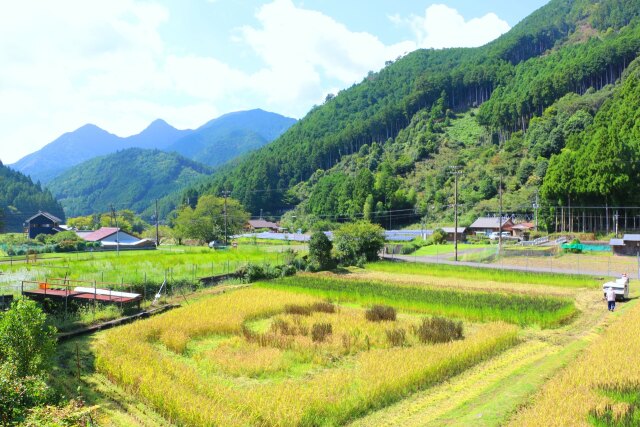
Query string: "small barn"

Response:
xmin=511 ymin=222 xmax=535 ymax=239
xmin=468 ymin=217 xmax=515 ymax=236
xmin=441 ymin=227 xmax=468 ymax=242
xmin=610 ymin=234 xmax=640 ymax=256
xmin=24 ymin=211 xmax=63 ymax=239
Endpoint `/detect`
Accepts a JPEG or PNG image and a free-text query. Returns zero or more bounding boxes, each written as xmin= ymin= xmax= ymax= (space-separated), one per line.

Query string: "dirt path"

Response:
xmin=348 ymin=276 xmax=625 ymax=426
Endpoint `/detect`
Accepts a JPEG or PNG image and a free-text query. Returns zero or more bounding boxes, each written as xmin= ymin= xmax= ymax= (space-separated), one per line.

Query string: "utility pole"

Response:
xmin=110 ymin=204 xmax=120 ymax=256
xmin=449 ymin=165 xmax=463 ymax=262
xmin=155 ymin=199 xmax=160 ymax=247
xmin=534 ymin=191 xmax=539 ymax=231
xmin=260 ymin=208 xmax=263 ymax=220
xmin=614 ymin=211 xmax=620 ymax=238
xmin=498 ymin=175 xmax=503 ymax=255
xmin=222 ymin=190 xmax=231 ymax=245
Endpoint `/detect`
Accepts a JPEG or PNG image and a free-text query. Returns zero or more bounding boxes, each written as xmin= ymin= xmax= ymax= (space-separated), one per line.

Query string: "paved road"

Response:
xmin=383 ymin=253 xmax=617 ymax=278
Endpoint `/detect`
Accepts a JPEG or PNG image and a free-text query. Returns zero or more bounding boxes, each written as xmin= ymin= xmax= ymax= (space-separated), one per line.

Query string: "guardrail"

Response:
xmin=520 ymin=236 xmax=550 ymax=246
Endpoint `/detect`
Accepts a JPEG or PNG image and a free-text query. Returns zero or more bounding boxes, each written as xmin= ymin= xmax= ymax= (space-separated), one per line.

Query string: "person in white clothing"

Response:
xmin=605 ymin=287 xmax=616 ymax=312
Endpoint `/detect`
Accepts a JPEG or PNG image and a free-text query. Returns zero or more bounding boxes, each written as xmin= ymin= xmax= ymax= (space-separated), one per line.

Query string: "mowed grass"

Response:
xmin=95 ymin=287 xmax=518 ymax=426
xmin=367 ymin=260 xmax=599 ymax=288
xmin=0 ymin=245 xmax=285 ymax=286
xmin=508 ymin=298 xmax=640 ymax=426
xmin=259 ymin=276 xmax=576 ymax=328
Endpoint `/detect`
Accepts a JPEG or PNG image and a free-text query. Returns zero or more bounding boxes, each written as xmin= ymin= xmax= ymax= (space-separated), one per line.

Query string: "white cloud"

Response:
xmin=0 ymin=0 xmax=511 ymax=164
xmin=238 ymin=0 xmax=414 ymax=112
xmin=402 ymin=4 xmax=511 ymax=49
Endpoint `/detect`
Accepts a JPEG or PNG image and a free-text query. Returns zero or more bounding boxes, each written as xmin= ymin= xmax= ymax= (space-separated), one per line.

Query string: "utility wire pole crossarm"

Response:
xmin=448 ymin=165 xmax=463 ymax=262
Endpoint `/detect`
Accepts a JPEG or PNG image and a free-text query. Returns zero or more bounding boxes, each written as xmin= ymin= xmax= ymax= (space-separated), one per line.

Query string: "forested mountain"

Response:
xmin=0 ymin=161 xmax=65 ymax=232
xmin=11 ymin=122 xmax=192 ymax=184
xmin=167 ymin=109 xmax=296 ymax=167
xmin=190 ymin=0 xmax=640 ymax=226
xmin=10 ymin=110 xmax=294 ymax=183
xmin=46 ymin=148 xmax=211 ymax=218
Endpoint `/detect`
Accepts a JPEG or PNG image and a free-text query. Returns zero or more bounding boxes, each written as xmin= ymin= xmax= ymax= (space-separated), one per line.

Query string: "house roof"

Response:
xmin=623 ymin=234 xmax=640 ymax=242
xmin=441 ymin=227 xmax=467 ymax=234
xmin=610 ymin=238 xmax=625 ymax=246
xmin=512 ymin=222 xmax=535 ymax=230
xmin=25 ymin=211 xmax=62 ymax=224
xmin=469 ymin=217 xmax=512 ymax=229
xmin=83 ymin=227 xmax=120 ymax=242
xmin=248 ymin=219 xmax=279 ymax=229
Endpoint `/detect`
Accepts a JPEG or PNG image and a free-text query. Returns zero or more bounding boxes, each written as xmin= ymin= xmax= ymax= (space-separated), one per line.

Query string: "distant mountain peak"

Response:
xmin=145 ymin=118 xmax=174 ymax=131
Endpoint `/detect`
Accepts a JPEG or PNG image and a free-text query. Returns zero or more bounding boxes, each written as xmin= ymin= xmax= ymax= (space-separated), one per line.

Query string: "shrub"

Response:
xmin=429 ymin=228 xmax=448 ymax=245
xmin=385 ymin=328 xmax=406 ymax=347
xmin=415 ymin=317 xmax=464 ymax=344
xmin=308 ymin=231 xmax=335 ymax=271
xmin=0 ymin=363 xmax=49 ymax=424
xmin=365 ymin=305 xmax=396 ymax=322
xmin=0 ymin=298 xmax=56 ymax=377
xmin=311 ymin=323 xmax=333 ymax=342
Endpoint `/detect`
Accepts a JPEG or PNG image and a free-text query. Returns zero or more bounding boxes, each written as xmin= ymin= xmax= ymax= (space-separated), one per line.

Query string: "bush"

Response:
xmin=365 ymin=305 xmax=396 ymax=322
xmin=0 ymin=298 xmax=56 ymax=377
xmin=0 ymin=298 xmax=57 ymax=424
xmin=308 ymin=231 xmax=335 ymax=271
xmin=0 ymin=363 xmax=49 ymax=424
xmin=333 ymin=221 xmax=385 ymax=266
xmin=429 ymin=228 xmax=448 ymax=245
xmin=311 ymin=323 xmax=333 ymax=342
xmin=414 ymin=317 xmax=464 ymax=344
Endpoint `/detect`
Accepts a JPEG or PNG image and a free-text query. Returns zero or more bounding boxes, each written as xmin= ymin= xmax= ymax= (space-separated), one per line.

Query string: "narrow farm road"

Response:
xmin=383 ymin=254 xmax=620 ymax=278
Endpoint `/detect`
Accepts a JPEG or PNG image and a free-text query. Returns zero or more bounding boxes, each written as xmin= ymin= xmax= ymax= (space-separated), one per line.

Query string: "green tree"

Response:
xmin=172 ymin=195 xmax=249 ymax=243
xmin=308 ymin=231 xmax=335 ymax=271
xmin=333 ymin=221 xmax=385 ymax=266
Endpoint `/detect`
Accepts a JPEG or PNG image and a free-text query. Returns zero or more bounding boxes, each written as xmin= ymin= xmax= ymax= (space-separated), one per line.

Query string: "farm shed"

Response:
xmin=441 ymin=227 xmax=468 ymax=242
xmin=610 ymin=234 xmax=640 ymax=256
xmin=511 ymin=222 xmax=535 ymax=239
xmin=469 ymin=217 xmax=514 ymax=235
xmin=24 ymin=211 xmax=63 ymax=239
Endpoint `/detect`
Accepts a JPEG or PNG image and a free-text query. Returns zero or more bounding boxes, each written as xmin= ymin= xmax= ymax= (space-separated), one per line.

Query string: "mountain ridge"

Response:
xmin=11 ymin=109 xmax=296 ymax=183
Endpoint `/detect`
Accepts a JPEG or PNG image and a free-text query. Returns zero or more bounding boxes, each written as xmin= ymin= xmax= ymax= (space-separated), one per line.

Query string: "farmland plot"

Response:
xmin=95 ymin=286 xmax=521 ymax=426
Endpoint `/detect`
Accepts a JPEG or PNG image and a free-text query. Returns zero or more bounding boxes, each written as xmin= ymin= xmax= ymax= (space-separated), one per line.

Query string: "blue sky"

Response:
xmin=0 ymin=0 xmax=549 ymax=163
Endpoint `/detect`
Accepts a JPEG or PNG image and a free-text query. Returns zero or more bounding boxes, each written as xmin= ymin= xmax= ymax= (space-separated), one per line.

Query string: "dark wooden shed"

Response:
xmin=24 ymin=211 xmax=63 ymax=239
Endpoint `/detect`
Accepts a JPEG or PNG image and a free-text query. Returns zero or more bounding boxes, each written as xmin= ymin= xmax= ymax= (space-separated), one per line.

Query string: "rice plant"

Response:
xmin=94 ymin=287 xmax=519 ymax=426
xmin=365 ymin=305 xmax=397 ymax=322
xmin=261 ymin=276 xmax=576 ymax=328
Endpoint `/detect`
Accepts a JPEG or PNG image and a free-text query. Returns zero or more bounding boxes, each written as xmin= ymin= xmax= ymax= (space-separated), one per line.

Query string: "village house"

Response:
xmin=81 ymin=227 xmax=155 ymax=250
xmin=246 ymin=219 xmax=280 ymax=232
xmin=24 ymin=211 xmax=63 ymax=239
xmin=468 ymin=217 xmax=515 ymax=236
